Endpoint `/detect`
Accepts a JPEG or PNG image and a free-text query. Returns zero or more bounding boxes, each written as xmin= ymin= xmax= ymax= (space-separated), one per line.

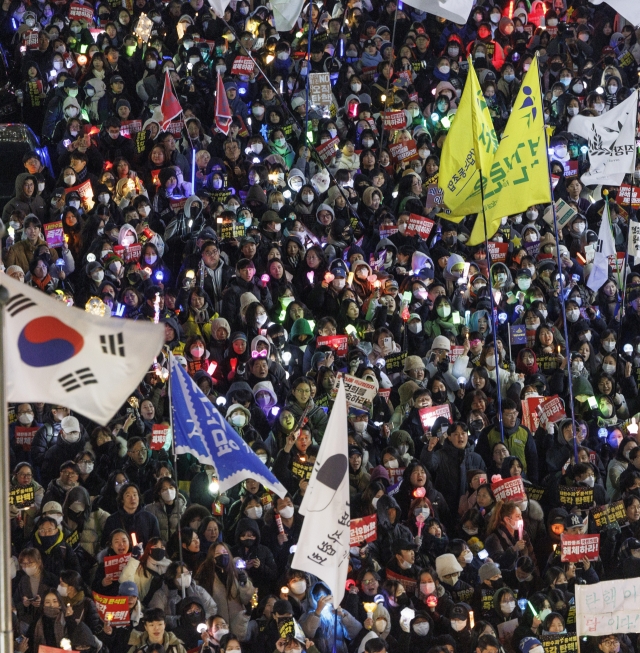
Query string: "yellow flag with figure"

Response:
xmin=468 ymin=56 xmax=551 ymax=245
xmin=439 ymin=59 xmax=498 ymax=220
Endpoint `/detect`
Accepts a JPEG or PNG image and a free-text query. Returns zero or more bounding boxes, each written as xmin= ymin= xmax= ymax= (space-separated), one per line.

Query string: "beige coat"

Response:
xmin=208 ymin=572 xmax=255 ymax=640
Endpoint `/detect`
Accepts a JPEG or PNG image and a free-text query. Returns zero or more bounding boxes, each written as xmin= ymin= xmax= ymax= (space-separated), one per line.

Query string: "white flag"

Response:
xmin=568 ymin=90 xmax=638 ymax=186
xmin=403 ymin=0 xmax=474 ymax=24
xmin=207 ymin=0 xmax=231 ymax=18
xmin=292 ymin=381 xmax=350 ymax=609
xmin=271 ymin=0 xmax=303 ymax=32
xmin=1 ymin=274 xmax=164 ymax=425
xmin=590 ymin=0 xmax=639 ymax=26
xmin=587 ymin=202 xmax=617 ymax=292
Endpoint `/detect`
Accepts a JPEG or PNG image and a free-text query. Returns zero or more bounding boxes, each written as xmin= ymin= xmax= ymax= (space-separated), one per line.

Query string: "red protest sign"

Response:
xmin=616 ymin=184 xmax=640 ymax=208
xmin=23 ymin=30 xmax=40 ymax=49
xmin=563 ymin=159 xmax=578 ymax=178
xmin=120 ymin=120 xmax=142 ymax=136
xmin=231 ymin=56 xmax=254 ymax=75
xmin=113 ymin=244 xmax=142 ymax=263
xmin=169 ymin=197 xmax=187 ymax=213
xmin=68 ymin=2 xmax=93 ymax=20
xmin=317 ymin=335 xmax=348 ymax=356
xmin=608 ymin=251 xmax=626 ymax=273
xmin=491 ymin=476 xmax=526 ymax=502
xmin=150 ymin=424 xmax=169 ymax=450
xmin=92 ymin=592 xmax=131 ymax=626
xmin=315 ymin=136 xmax=340 ymax=164
xmin=15 ymin=426 xmax=38 ymax=450
xmin=389 ymin=139 xmax=418 ymax=164
xmin=418 ymin=405 xmax=452 ymax=431
xmin=379 ymin=225 xmax=398 ymax=238
xmin=387 ymin=466 xmax=405 ymax=485
xmin=405 ymin=214 xmax=435 ymax=238
xmin=447 ymin=345 xmax=465 ymax=363
xmin=44 ymin=221 xmax=65 ymax=248
xmin=103 ymin=553 xmax=131 ymax=581
xmin=560 ymin=533 xmax=600 ymax=562
xmin=382 ymin=110 xmax=407 ymax=130
xmin=379 ymin=388 xmax=391 ymax=402
xmin=350 ymin=514 xmax=377 ymax=545
xmin=521 ymin=396 xmax=543 ymax=432
xmin=538 ymin=395 xmax=566 ymax=424
xmin=166 ymin=120 xmax=184 ymax=135
xmin=487 ymin=241 xmax=509 ymax=263
xmin=38 ymin=647 xmax=79 ymax=653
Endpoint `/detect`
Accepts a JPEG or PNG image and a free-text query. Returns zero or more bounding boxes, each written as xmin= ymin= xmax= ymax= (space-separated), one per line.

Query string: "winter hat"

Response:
xmin=479 ymin=561 xmax=501 ymax=582
xmin=431 ymin=335 xmax=451 ymax=352
xmin=209 ymin=317 xmax=231 ymax=339
xmin=226 ymin=403 xmax=251 ymax=420
xmin=435 ymin=553 xmax=463 ymax=578
xmin=404 ymin=355 xmax=425 ymax=373
xmin=239 ymin=292 xmax=260 ymax=314
xmin=369 ymin=465 xmax=390 ymax=485
xmin=159 ymin=167 xmax=177 ymax=186
xmin=520 ymin=638 xmax=543 ymax=653
xmin=42 ymin=501 xmax=63 ymax=515
xmin=398 ymin=380 xmax=419 ymax=405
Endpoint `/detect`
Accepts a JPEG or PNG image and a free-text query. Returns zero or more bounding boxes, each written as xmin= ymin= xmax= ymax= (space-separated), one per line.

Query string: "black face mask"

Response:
xmin=272 ymin=336 xmax=285 ymax=348
xmin=469 ymin=419 xmax=484 ymax=432
xmin=432 ymin=390 xmax=447 ymax=404
xmin=216 ymin=553 xmax=230 ymax=568
xmin=555 ymin=583 xmax=568 ymax=592
xmin=489 ymin=578 xmax=505 ymax=589
xmin=240 ymin=537 xmax=256 ymax=547
xmin=150 ymin=548 xmax=166 ymax=561
xmin=68 ymin=509 xmax=84 ymax=522
xmin=437 ymin=360 xmax=449 ymax=374
xmin=186 ymin=611 xmax=203 ymax=625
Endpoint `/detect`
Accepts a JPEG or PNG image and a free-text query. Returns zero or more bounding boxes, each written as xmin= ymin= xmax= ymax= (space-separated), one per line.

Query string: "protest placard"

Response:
xmin=381 ymin=110 xmax=407 ymax=130
xmin=491 ymin=476 xmax=526 ymax=502
xmin=68 ymin=1 xmax=93 ymax=20
xmin=92 ymin=592 xmax=131 ymax=626
xmin=425 ymin=184 xmax=445 ymax=210
xmin=14 ymin=426 xmax=38 ymax=450
xmin=120 ymin=120 xmax=142 ymax=136
xmin=591 ymin=501 xmax=629 ymax=530
xmin=561 ymin=533 xmax=600 ymax=562
xmin=309 ymin=73 xmax=332 ymax=106
xmin=384 ymin=351 xmax=408 ymax=374
xmin=497 ymin=618 xmax=519 ymax=652
xmin=231 ymin=56 xmax=255 ymax=75
xmin=219 ymin=221 xmax=245 ymax=240
xmin=405 ymin=214 xmax=435 ymax=238
xmin=559 ymin=486 xmax=594 ymax=509
xmin=538 ymin=395 xmax=566 ymax=424
xmin=510 ymin=325 xmax=527 ymax=345
xmin=39 ymin=647 xmax=79 ymax=653
xmin=418 ymin=404 xmax=452 ymax=431
xmin=9 ymin=485 xmax=35 ymax=509
xmin=379 ymin=388 xmax=391 ymax=402
xmin=385 ymin=568 xmax=416 ymax=594
xmin=544 ymin=199 xmax=578 ymax=229
xmin=389 ymin=139 xmax=418 ymax=164
xmin=487 ymin=241 xmax=509 ymax=263
xmin=291 ymin=457 xmax=313 ymax=481
xmin=379 ymin=225 xmax=398 ymax=238
xmin=448 ymin=345 xmax=465 ymax=362
xmin=315 ymin=136 xmax=340 ymax=164
xmin=563 ymin=160 xmax=578 ymax=178
xmin=526 ymin=485 xmax=546 ymax=502
xmin=576 ymin=579 xmax=640 ymax=635
xmin=521 ymin=396 xmax=543 ymax=432
xmin=317 ymin=335 xmax=348 ymax=356
xmin=350 ymin=514 xmax=377 ymax=545
xmin=333 ymin=373 xmax=377 ymax=408
xmin=616 ymin=184 xmax=640 ymax=208
xmin=541 ymin=634 xmax=578 ymax=653
xmin=150 ymin=424 xmax=169 ymax=450
xmin=103 ymin=553 xmax=131 ymax=582
xmin=64 ymin=179 xmax=93 ymax=207
xmin=113 ymin=243 xmax=142 ymax=263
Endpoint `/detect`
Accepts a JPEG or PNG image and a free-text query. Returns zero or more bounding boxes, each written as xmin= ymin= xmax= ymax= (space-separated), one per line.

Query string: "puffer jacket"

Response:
xmin=148 ymin=578 xmax=217 ymax=629
xmin=2 ymin=173 xmax=46 ymax=222
xmin=143 ymin=494 xmax=187 ymax=542
xmin=127 ymin=628 xmax=187 ymax=653
xmin=62 ymin=485 xmax=109 ymax=556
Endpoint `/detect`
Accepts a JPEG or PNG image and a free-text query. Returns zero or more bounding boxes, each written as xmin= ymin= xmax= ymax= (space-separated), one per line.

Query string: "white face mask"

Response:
xmin=176 ymin=573 xmax=192 ymax=589
xmin=567 ymin=309 xmax=580 ymax=322
xmin=414 ymin=623 xmax=430 ymax=636
xmin=302 ymin=193 xmax=314 ymax=204
xmin=363 ymin=139 xmax=374 ymax=148
xmin=279 ymin=505 xmax=294 ymax=519
xmin=230 ymin=414 xmax=247 ymax=428
xmin=78 ymin=461 xmax=94 ymax=474
xmin=603 ymin=341 xmax=616 ymax=352
xmin=161 ymin=488 xmax=176 ymax=502
xmin=63 ymin=431 xmax=80 ymax=443
xmin=291 ymin=580 xmax=307 ymax=594
xmin=451 ymin=620 xmax=467 ymax=632
xmin=257 ymin=454 xmax=268 ymax=464
xmin=421 ymin=581 xmax=436 ymax=595
xmin=375 ymin=619 xmax=387 ymax=633
xmin=57 ymin=584 xmax=68 ymax=596
xmin=583 ymin=475 xmax=595 ymax=487
xmin=603 ymin=363 xmax=616 ymax=375
xmin=501 ymin=601 xmax=516 ymax=614
xmin=64 ymin=175 xmax=76 ymax=185
xmin=353 ymin=421 xmax=367 ymax=433
xmin=463 ymin=551 xmax=473 ymax=563
xmin=214 ymin=629 xmax=229 ymax=642
xmin=18 ymin=413 xmax=34 ymax=424
xmin=246 ymin=506 xmax=263 ymax=520
xmin=408 ymin=322 xmax=422 ymax=333
xmin=256 ymin=313 xmax=268 ymax=326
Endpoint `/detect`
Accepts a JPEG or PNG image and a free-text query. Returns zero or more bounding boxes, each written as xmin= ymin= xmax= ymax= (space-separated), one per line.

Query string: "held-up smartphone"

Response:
xmin=478 ymin=549 xmax=489 ymax=560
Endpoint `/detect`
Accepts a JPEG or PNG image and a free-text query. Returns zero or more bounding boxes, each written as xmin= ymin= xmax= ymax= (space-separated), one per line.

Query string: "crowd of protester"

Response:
xmin=1 ymin=0 xmax=640 ymax=650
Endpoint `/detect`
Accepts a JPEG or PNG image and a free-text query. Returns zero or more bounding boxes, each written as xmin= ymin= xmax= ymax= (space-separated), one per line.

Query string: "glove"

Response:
xmin=237 ymin=570 xmax=248 ymax=585
xmin=509 ymin=361 xmax=516 ymax=373
xmin=132 ymin=543 xmax=144 ymax=559
xmin=414 ymin=535 xmax=422 ymax=548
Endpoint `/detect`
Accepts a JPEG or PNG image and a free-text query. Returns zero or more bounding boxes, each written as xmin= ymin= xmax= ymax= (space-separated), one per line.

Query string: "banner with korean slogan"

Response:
xmin=541 ymin=634 xmax=578 ymax=653
xmin=92 ymin=592 xmax=131 ymax=626
xmin=440 ymin=59 xmax=497 ymax=219
xmin=576 ymin=579 xmax=640 ymax=636
xmin=490 ymin=476 xmax=526 ymax=502
xmin=331 ymin=373 xmax=377 ymax=408
xmin=561 ymin=533 xmax=600 ymax=562
xmin=350 ymin=515 xmax=377 ymax=546
xmin=418 ymin=404 xmax=452 ymax=431
xmin=468 ymin=56 xmax=551 ymax=246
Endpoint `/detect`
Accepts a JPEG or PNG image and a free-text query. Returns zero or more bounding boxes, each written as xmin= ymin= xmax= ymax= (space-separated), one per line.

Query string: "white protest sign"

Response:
xmin=576 ymin=579 xmax=640 ymax=636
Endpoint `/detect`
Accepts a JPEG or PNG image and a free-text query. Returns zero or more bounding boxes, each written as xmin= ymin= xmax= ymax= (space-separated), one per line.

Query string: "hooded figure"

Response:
xmin=230 ymin=517 xmax=278 ymax=597
xmin=2 ymin=174 xmax=46 ymax=222
xmin=62 ymin=485 xmax=110 ymax=557
xmin=369 ymin=494 xmax=414 ymax=563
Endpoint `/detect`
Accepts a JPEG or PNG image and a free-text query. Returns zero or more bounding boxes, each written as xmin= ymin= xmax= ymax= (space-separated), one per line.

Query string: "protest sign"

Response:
xmin=541 ymin=634 xmax=578 ymax=653
xmin=68 ymin=1 xmax=93 ymax=20
xmin=150 ymin=424 xmax=169 ymax=450
xmin=389 ymin=139 xmax=418 ymax=164
xmin=309 ymin=73 xmax=332 ymax=106
xmin=291 ymin=457 xmax=313 ymax=481
xmin=387 ymin=467 xmax=405 ymax=485
xmin=521 ymin=396 xmax=543 ymax=432
xmin=231 ymin=56 xmax=254 ymax=75
xmin=219 ymin=221 xmax=245 ymax=240
xmin=384 ymin=351 xmax=408 ymax=374
xmin=278 ymin=617 xmax=305 ymax=643
xmin=418 ymin=405 xmax=452 ymax=431
xmin=317 ymin=335 xmax=348 ymax=356
xmin=561 ymin=533 xmax=600 ymax=562
xmin=379 ymin=225 xmax=398 ymax=238
xmin=487 ymin=241 xmax=509 ymax=263
xmin=385 ymin=568 xmax=416 ymax=594
xmin=64 ymin=179 xmax=94 ymax=207
xmin=538 ymin=395 xmax=566 ymax=424
xmin=333 ymin=373 xmax=377 ymax=408
xmin=120 ymin=120 xmax=142 ymax=136
xmin=559 ymin=486 xmax=594 ymax=509
xmin=526 ymin=485 xmax=546 ymax=502
xmin=591 ymin=501 xmax=629 ymax=530
xmin=23 ymin=30 xmax=39 ymax=49
xmin=379 ymin=388 xmax=391 ymax=402
xmin=382 ymin=111 xmax=407 ymax=130
xmin=405 ymin=214 xmax=435 ymax=238
xmin=350 ymin=514 xmax=377 ymax=545
xmin=39 ymin=647 xmax=79 ymax=653
xmin=543 ymin=199 xmax=578 ymax=229
xmin=9 ymin=485 xmax=35 ymax=509
xmin=510 ymin=325 xmax=527 ymax=345
xmin=14 ymin=425 xmax=38 ymax=450
xmin=92 ymin=592 xmax=131 ymax=626
xmin=44 ymin=221 xmax=65 ymax=249
xmin=576 ymin=579 xmax=640 ymax=635
xmin=448 ymin=345 xmax=465 ymax=362
xmin=563 ymin=159 xmax=578 ymax=178
xmin=426 ymin=184 xmax=446 ymax=210
xmin=103 ymin=553 xmax=131 ymax=581
xmin=315 ymin=136 xmax=340 ymax=164
xmin=616 ymin=184 xmax=640 ymax=208
xmin=113 ymin=243 xmax=142 ymax=263
xmin=629 ymin=222 xmax=640 ymax=258
xmin=166 ymin=120 xmax=184 ymax=135
xmin=491 ymin=476 xmax=526 ymax=502
xmin=497 ymin=618 xmax=519 ymax=653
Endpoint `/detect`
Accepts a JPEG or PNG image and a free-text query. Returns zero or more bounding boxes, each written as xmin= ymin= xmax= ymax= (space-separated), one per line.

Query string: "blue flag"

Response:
xmin=170 ymin=355 xmax=287 ymax=498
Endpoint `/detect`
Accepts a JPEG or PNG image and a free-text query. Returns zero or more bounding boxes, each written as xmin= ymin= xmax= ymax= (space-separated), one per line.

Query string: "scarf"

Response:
xmin=35 ymin=529 xmax=63 ymax=554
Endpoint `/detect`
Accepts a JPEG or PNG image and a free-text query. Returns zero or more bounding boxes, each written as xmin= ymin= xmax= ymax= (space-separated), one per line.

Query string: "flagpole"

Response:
xmin=477 ymin=176 xmax=505 ymax=443
xmin=0 ymin=284 xmax=14 ymax=650
xmin=168 ymin=352 xmax=186 ymax=598
xmin=304 ymin=0 xmax=313 ymax=147
xmin=378 ymin=4 xmax=399 ymax=153
xmin=536 ymin=52 xmax=578 ymax=463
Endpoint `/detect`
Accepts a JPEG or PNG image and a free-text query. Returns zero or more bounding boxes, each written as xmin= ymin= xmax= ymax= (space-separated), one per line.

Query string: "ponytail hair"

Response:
xmin=486 ymin=500 xmax=519 ymax=535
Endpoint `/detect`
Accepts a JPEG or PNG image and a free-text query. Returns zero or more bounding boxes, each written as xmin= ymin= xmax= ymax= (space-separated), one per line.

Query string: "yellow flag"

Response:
xmin=439 ymin=60 xmax=498 ymax=221
xmin=468 ymin=56 xmax=551 ymax=246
